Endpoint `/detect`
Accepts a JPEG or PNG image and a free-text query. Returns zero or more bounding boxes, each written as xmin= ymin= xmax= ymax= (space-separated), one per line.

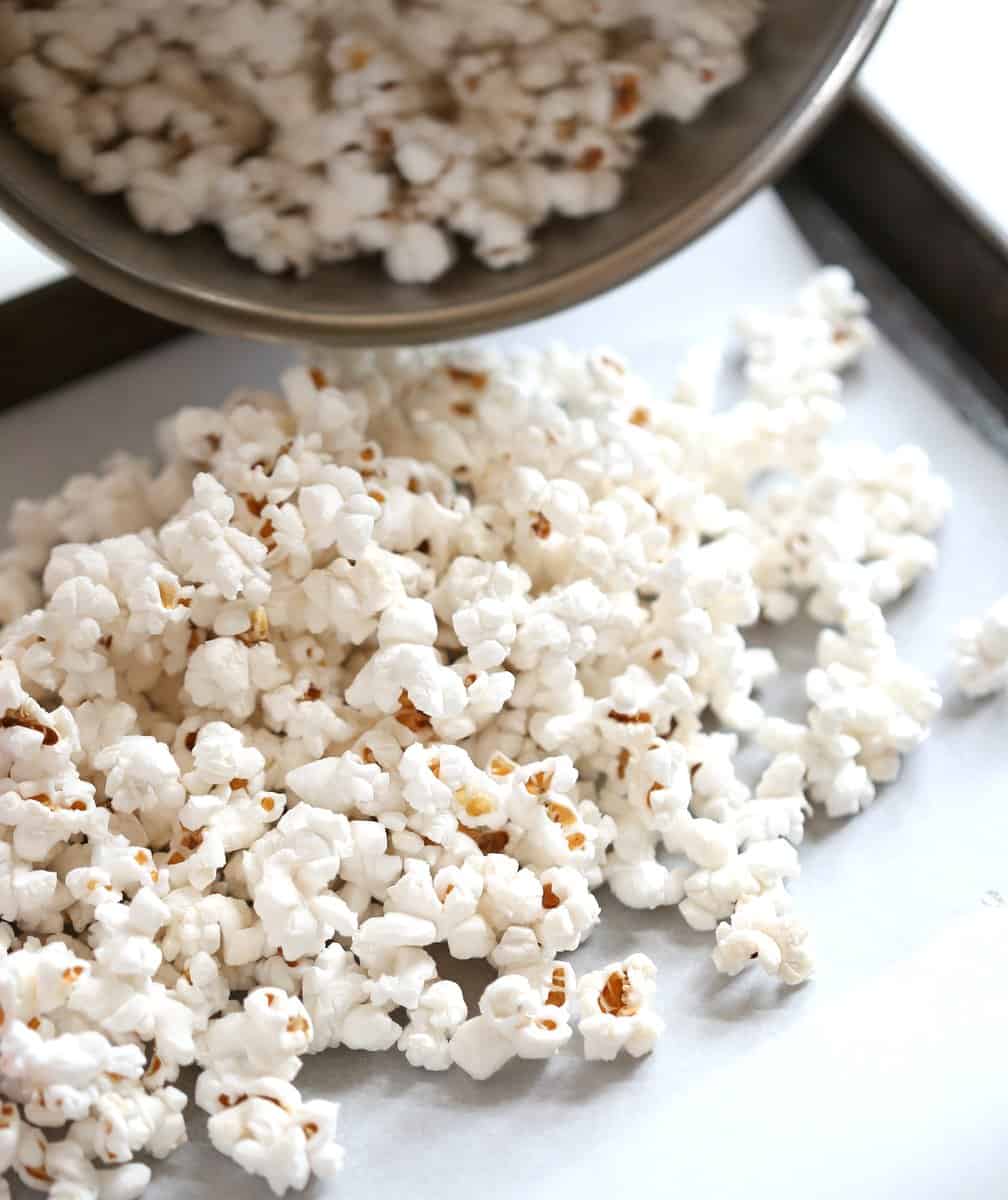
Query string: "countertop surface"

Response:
xmin=5 ymin=191 xmax=1008 ymax=1200
xmin=857 ymin=0 xmax=1008 ymax=253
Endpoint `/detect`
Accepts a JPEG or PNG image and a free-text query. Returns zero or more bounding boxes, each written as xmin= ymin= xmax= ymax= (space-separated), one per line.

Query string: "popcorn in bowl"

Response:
xmin=0 ymin=0 xmax=763 ymax=281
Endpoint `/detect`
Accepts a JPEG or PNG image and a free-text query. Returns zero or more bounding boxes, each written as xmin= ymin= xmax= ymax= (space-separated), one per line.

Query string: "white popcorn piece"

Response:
xmin=711 ymin=894 xmax=815 ymax=985
xmin=160 ymin=474 xmax=269 ymax=603
xmin=450 ymin=970 xmax=573 ymax=1079
xmin=200 ymin=988 xmax=313 ymax=1082
xmin=678 ymin=836 xmax=800 ymax=933
xmin=200 ymin=1075 xmax=344 ymax=1197
xmin=184 ymin=639 xmax=256 ymax=721
xmin=577 ymin=953 xmax=665 ymax=1060
xmin=299 ymin=943 xmax=399 ymax=1054
xmin=477 ymin=854 xmax=545 ymax=933
xmin=354 ymin=912 xmax=438 ymax=957
xmin=285 ymin=753 xmax=389 ymax=815
xmin=242 ymin=806 xmax=358 ymax=960
xmin=605 ymin=844 xmax=689 ymax=912
xmin=952 ymin=593 xmax=1008 ymax=698
xmin=363 ymin=946 xmax=437 ymax=1012
xmin=760 ymin=594 xmax=941 ymax=817
xmin=535 ymin=866 xmax=600 ymax=955
xmin=1 ymin=1021 xmax=144 ymax=1094
xmin=94 ymin=736 xmax=185 ymax=846
xmin=346 ymin=643 xmax=467 ymax=721
xmin=735 ymin=755 xmax=810 ymax=847
xmin=397 ymin=979 xmax=468 ymax=1071
xmin=184 ymin=722 xmax=266 ymax=796
xmin=489 ymin=925 xmax=545 ymax=972
xmin=298 ymin=476 xmax=381 ymax=559
xmin=666 ymin=809 xmax=738 ymax=870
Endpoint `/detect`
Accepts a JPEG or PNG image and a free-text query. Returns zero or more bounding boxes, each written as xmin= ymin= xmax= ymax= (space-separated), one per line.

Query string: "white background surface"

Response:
xmin=0 ymin=214 xmax=61 ymax=298
xmin=4 ymin=191 xmax=1008 ymax=1199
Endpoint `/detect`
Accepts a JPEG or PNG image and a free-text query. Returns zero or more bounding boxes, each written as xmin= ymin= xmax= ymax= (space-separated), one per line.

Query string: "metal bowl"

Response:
xmin=0 ymin=0 xmax=894 ymax=346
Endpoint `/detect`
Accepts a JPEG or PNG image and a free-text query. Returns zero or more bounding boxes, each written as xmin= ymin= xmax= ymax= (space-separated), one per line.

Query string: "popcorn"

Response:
xmin=93 ymin=736 xmax=185 ymax=847
xmin=161 ymin=891 xmax=261 ymax=969
xmin=183 ymin=722 xmax=265 ymax=796
xmin=761 ymin=594 xmax=941 ymax=817
xmin=299 ymin=943 xmax=399 ymax=1054
xmin=198 ymin=1075 xmax=344 ymax=1198
xmin=363 ymin=945 xmax=437 ymax=1011
xmin=477 ymin=854 xmax=545 ymax=932
xmin=285 ymin=754 xmax=387 ymax=815
xmin=577 ymin=953 xmax=665 ymax=1060
xmin=346 ymin=644 xmax=467 ymax=722
xmin=160 ymin=474 xmax=269 ymax=604
xmin=0 ymin=270 xmax=956 ymax=1197
xmin=535 ymin=866 xmax=601 ymax=955
xmin=711 ymin=894 xmax=814 ymax=985
xmin=298 ymin=477 xmax=381 ymax=559
xmin=242 ymin=806 xmax=358 ymax=960
xmin=735 ymin=755 xmax=809 ymax=847
xmin=1 ymin=1 xmax=760 ymax=281
xmin=678 ymin=836 xmax=799 ymax=932
xmin=397 ymin=979 xmax=468 ymax=1071
xmin=605 ymin=835 xmax=690 ymax=911
xmin=1 ymin=1022 xmax=144 ymax=1093
xmin=201 ymin=988 xmax=313 ymax=1082
xmin=0 ymin=846 xmax=62 ymax=928
xmin=184 ymin=638 xmax=257 ymax=721
xmin=450 ymin=971 xmax=574 ymax=1079
xmin=11 ymin=1133 xmax=152 ymax=1200
xmin=353 ymin=912 xmax=438 ymax=956
xmin=75 ymin=1083 xmax=188 ymax=1162
xmin=6 ymin=576 xmax=118 ymax=704
xmin=952 ymin=593 xmax=1008 ymax=698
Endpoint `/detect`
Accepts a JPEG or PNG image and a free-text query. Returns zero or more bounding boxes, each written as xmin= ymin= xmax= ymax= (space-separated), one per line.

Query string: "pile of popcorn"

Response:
xmin=0 ymin=269 xmax=957 ymax=1198
xmin=0 ymin=0 xmax=761 ymax=281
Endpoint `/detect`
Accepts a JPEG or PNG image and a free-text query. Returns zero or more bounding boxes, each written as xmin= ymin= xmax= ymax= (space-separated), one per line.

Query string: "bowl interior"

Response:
xmin=0 ymin=0 xmax=888 ymax=343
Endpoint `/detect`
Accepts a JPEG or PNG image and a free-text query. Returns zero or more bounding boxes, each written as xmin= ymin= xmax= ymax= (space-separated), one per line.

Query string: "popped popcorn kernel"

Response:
xmin=952 ymin=593 xmax=1008 ymax=698
xmin=578 ymin=953 xmax=664 ymax=1060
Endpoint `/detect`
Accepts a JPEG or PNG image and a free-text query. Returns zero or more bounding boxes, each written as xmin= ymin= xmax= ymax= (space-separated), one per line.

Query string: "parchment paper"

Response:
xmin=4 ymin=191 xmax=1008 ymax=1200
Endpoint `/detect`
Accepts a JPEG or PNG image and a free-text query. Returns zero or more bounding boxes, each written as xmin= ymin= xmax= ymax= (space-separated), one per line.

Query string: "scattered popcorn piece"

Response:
xmin=397 ymin=979 xmax=467 ymax=1071
xmin=760 ymin=593 xmax=941 ymax=818
xmin=952 ymin=593 xmax=1008 ymax=698
xmin=735 ymin=754 xmax=810 ymax=847
xmin=577 ymin=953 xmax=665 ymax=1060
xmin=711 ymin=894 xmax=815 ymax=985
xmin=450 ymin=969 xmax=574 ymax=1079
xmin=198 ymin=1075 xmax=344 ymax=1198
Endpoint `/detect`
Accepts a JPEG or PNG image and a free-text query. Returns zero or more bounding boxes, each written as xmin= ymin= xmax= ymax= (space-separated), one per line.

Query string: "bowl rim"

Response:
xmin=0 ymin=0 xmax=896 ymax=346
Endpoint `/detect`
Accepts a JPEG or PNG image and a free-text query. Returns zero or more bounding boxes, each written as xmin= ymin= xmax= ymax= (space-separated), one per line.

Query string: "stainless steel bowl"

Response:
xmin=0 ymin=0 xmax=894 ymax=345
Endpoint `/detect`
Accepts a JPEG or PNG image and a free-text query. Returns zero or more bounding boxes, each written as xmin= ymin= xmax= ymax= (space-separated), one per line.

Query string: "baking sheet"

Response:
xmin=4 ymin=191 xmax=1008 ymax=1200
